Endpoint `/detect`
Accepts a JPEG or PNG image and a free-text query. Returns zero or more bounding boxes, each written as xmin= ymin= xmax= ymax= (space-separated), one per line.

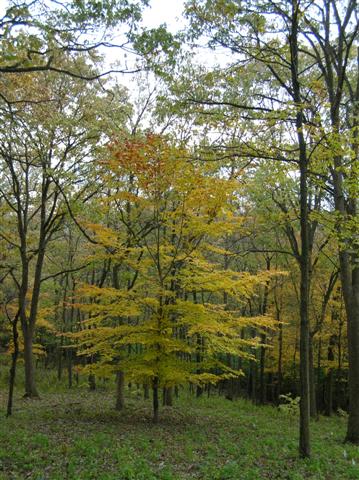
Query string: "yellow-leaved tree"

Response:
xmin=72 ymin=134 xmax=275 ymax=421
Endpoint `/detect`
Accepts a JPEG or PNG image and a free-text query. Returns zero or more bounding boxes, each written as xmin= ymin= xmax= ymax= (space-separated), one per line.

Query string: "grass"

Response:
xmin=0 ymin=367 xmax=358 ymax=479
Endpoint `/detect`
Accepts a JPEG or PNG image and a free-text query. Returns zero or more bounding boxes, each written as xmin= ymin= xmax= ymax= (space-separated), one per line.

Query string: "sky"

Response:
xmin=141 ymin=0 xmax=185 ymax=30
xmin=0 ymin=0 xmax=185 ymax=31
xmin=94 ymin=0 xmax=187 ymax=95
xmin=102 ymin=0 xmax=186 ymax=69
xmin=0 ymin=0 xmax=229 ymax=105
xmin=0 ymin=0 xmax=188 ymax=81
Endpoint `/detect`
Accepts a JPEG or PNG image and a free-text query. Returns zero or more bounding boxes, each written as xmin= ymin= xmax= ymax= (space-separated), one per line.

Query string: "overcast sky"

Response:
xmin=141 ymin=0 xmax=185 ymax=31
xmin=0 ymin=0 xmax=185 ymax=30
xmin=90 ymin=0 xmax=187 ymax=97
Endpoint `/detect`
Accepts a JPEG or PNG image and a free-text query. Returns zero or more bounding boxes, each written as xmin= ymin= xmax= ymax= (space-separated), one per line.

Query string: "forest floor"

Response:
xmin=0 ymin=370 xmax=358 ymax=479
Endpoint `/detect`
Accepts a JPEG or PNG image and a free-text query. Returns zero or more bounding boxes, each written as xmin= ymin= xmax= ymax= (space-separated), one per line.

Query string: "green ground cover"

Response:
xmin=0 ymin=369 xmax=358 ymax=479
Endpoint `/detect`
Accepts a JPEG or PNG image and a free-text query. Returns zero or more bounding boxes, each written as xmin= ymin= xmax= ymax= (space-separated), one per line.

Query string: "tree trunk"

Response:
xmin=309 ymin=336 xmax=317 ymax=419
xmin=259 ymin=337 xmax=266 ymax=404
xmin=345 ymin=274 xmax=359 ymax=443
xmin=289 ymin=2 xmax=311 ymax=457
xmin=259 ymin=257 xmax=270 ymax=404
xmin=248 ymin=355 xmax=257 ymax=404
xmin=194 ymin=289 xmax=203 ymax=398
xmin=153 ymin=377 xmax=159 ymax=423
xmin=22 ymin=326 xmax=39 ymax=398
xmin=7 ymin=313 xmax=20 ymax=416
xmin=67 ymin=349 xmax=73 ymax=389
xmin=248 ymin=326 xmax=258 ymax=403
xmin=57 ymin=336 xmax=63 ymax=381
xmin=325 ymin=369 xmax=333 ymax=417
xmin=144 ymin=384 xmax=150 ymax=400
xmin=316 ymin=337 xmax=322 ymax=412
xmin=115 ymin=371 xmax=125 ymax=410
xmin=332 ymin=164 xmax=359 ymax=443
xmin=163 ymin=387 xmax=173 ymax=406
xmin=24 ymin=236 xmax=47 ymax=397
xmin=88 ymin=374 xmax=96 ymax=391
xmin=323 ymin=2 xmax=359 ymax=441
xmin=277 ymin=317 xmax=283 ymax=403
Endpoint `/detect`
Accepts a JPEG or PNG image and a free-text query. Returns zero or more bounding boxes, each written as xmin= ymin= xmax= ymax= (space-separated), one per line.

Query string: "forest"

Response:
xmin=0 ymin=0 xmax=358 ymax=479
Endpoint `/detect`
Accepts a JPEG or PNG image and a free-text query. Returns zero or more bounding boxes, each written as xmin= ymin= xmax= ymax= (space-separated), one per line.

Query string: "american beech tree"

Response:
xmin=71 ymin=134 xmax=275 ymax=422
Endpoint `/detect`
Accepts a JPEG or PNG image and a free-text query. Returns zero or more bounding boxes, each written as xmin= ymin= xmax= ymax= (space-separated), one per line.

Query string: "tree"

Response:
xmin=174 ymin=0 xmax=359 ymax=454
xmin=0 ymin=66 xmax=125 ymax=396
xmin=299 ymin=0 xmax=359 ymax=443
xmin=72 ymin=133 xmax=275 ymax=422
xmin=0 ymin=0 xmax=147 ymax=80
xmin=180 ymin=0 xmax=315 ymax=457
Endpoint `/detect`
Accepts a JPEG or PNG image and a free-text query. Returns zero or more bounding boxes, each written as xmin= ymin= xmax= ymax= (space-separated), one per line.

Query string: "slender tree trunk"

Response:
xmin=153 ymin=377 xmax=159 ymax=423
xmin=344 ymin=267 xmax=359 ymax=443
xmin=324 ymin=10 xmax=359 ymax=441
xmin=88 ymin=374 xmax=96 ymax=391
xmin=259 ymin=258 xmax=270 ymax=404
xmin=309 ymin=336 xmax=317 ymax=419
xmin=168 ymin=387 xmax=173 ymax=406
xmin=298 ymin=164 xmax=311 ymax=457
xmin=325 ymin=369 xmax=333 ymax=417
xmin=259 ymin=337 xmax=266 ymax=404
xmin=57 ymin=335 xmax=63 ymax=381
xmin=332 ymin=166 xmax=359 ymax=443
xmin=248 ymin=354 xmax=257 ymax=404
xmin=115 ymin=371 xmax=125 ymax=410
xmin=67 ymin=349 xmax=73 ymax=389
xmin=23 ymin=234 xmax=46 ymax=397
xmin=163 ymin=387 xmax=173 ymax=406
xmin=22 ymin=325 xmax=39 ymax=398
xmin=316 ymin=337 xmax=322 ymax=412
xmin=289 ymin=2 xmax=311 ymax=457
xmin=7 ymin=313 xmax=20 ymax=416
xmin=248 ymin=325 xmax=258 ymax=403
xmin=67 ymin=277 xmax=75 ymax=389
xmin=162 ymin=388 xmax=166 ymax=405
xmin=144 ymin=384 xmax=150 ymax=400
xmin=277 ymin=314 xmax=283 ymax=403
